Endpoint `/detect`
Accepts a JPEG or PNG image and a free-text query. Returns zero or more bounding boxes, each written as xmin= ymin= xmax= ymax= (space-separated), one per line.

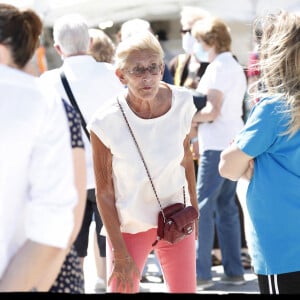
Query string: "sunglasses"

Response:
xmin=126 ymin=63 xmax=162 ymax=77
xmin=180 ymin=29 xmax=191 ymax=34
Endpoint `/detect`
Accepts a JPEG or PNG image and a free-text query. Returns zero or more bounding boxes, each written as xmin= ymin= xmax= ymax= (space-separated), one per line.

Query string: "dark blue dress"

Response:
xmin=50 ymin=99 xmax=85 ymax=293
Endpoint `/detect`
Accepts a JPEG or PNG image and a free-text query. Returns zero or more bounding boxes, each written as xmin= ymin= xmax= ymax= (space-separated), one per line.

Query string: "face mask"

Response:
xmin=181 ymin=32 xmax=197 ymax=55
xmin=194 ymin=42 xmax=209 ymax=62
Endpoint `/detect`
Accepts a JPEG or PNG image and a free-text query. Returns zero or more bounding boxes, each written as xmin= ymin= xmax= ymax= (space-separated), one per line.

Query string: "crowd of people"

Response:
xmin=1 ymin=2 xmax=300 ymax=295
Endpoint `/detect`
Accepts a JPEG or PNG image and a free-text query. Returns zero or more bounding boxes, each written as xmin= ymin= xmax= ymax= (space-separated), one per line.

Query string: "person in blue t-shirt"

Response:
xmin=219 ymin=11 xmax=300 ymax=294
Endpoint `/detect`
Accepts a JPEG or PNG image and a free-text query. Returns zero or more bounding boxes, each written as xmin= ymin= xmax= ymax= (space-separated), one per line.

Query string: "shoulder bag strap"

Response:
xmin=117 ymin=98 xmax=185 ymax=222
xmin=60 ymin=70 xmax=90 ymax=140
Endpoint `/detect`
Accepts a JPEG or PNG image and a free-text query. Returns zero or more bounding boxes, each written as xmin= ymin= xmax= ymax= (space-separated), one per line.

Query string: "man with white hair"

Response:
xmin=40 ymin=13 xmax=125 ymax=292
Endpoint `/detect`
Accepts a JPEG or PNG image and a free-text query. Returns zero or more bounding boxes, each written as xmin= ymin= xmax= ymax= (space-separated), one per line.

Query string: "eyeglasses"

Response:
xmin=126 ymin=63 xmax=162 ymax=77
xmin=180 ymin=29 xmax=191 ymax=34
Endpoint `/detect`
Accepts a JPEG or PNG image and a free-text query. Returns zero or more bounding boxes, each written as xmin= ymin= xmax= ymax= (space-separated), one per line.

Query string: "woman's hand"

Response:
xmin=241 ymin=159 xmax=254 ymax=181
xmin=108 ymin=255 xmax=140 ymax=293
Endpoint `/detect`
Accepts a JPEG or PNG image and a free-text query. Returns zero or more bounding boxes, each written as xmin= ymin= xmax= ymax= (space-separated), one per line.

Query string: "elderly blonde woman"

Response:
xmin=88 ymin=31 xmax=198 ymax=293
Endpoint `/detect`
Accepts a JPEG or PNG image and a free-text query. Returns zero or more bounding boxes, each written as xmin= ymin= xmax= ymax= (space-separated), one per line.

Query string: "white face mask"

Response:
xmin=182 ymin=32 xmax=197 ymax=54
xmin=194 ymin=42 xmax=209 ymax=62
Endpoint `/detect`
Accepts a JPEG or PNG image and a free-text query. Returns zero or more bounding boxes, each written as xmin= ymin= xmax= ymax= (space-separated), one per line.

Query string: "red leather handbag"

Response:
xmin=153 ymin=202 xmax=198 ymax=246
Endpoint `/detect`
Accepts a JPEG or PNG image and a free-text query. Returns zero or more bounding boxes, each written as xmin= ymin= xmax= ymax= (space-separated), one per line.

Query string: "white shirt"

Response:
xmin=40 ymin=55 xmax=125 ymax=189
xmin=0 ymin=65 xmax=77 ymax=278
xmin=196 ymin=52 xmax=247 ymax=152
xmin=88 ymin=85 xmax=196 ymax=234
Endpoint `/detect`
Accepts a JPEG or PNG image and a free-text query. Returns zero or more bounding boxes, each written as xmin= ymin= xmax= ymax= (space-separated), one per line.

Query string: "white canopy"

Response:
xmin=4 ymin=0 xmax=300 ymax=27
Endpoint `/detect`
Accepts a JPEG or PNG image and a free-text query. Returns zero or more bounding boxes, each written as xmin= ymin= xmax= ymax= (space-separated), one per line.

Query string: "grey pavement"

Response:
xmin=137 ymin=254 xmax=259 ymax=294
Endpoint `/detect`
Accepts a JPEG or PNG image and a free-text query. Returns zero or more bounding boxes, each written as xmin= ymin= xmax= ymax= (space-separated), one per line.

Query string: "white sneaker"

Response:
xmin=139 ymin=283 xmax=151 ymax=292
xmin=94 ymin=277 xmax=106 ymax=292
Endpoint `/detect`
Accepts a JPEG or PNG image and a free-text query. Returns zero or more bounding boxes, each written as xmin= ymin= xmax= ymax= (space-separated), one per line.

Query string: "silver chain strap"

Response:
xmin=117 ymin=98 xmax=185 ymax=222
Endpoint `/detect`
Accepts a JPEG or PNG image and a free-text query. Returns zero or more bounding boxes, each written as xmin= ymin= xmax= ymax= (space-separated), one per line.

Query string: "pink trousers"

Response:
xmin=106 ymin=228 xmax=196 ymax=293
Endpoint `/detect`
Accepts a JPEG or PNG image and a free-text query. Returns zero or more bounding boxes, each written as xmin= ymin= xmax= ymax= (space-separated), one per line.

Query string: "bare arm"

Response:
xmin=189 ymin=124 xmax=199 ymax=160
xmin=69 ymin=148 xmax=87 ymax=242
xmin=91 ymin=131 xmax=126 ymax=257
xmin=181 ymin=134 xmax=199 ymax=239
xmin=192 ymin=89 xmax=223 ymax=124
xmin=35 ymin=147 xmax=87 ymax=291
xmin=219 ymin=143 xmax=254 ymax=181
xmin=90 ymin=131 xmax=139 ymax=292
xmin=181 ymin=134 xmax=198 ymax=211
xmin=0 ymin=241 xmax=64 ymax=291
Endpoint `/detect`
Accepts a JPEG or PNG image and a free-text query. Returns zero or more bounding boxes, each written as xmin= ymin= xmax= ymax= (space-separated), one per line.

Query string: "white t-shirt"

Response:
xmin=0 ymin=65 xmax=77 ymax=278
xmin=196 ymin=52 xmax=247 ymax=152
xmin=40 ymin=55 xmax=125 ymax=189
xmin=88 ymin=85 xmax=196 ymax=234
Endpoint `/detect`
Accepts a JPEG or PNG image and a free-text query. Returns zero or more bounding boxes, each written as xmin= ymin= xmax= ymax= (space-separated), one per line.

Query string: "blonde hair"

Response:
xmin=192 ymin=17 xmax=231 ymax=53
xmin=88 ymin=28 xmax=115 ymax=63
xmin=256 ymin=11 xmax=300 ymax=136
xmin=115 ymin=30 xmax=164 ymax=70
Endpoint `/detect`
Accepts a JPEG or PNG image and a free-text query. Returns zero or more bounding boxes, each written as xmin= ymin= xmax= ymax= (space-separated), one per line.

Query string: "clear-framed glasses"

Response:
xmin=126 ymin=63 xmax=162 ymax=77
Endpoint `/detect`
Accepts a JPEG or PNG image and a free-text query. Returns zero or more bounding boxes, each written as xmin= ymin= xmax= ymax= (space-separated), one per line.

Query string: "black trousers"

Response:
xmin=258 ymin=271 xmax=300 ymax=294
xmin=74 ymin=189 xmax=106 ymax=257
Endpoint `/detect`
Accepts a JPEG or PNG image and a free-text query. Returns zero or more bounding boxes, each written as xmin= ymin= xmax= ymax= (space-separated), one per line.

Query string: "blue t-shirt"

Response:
xmin=236 ymin=96 xmax=300 ymax=275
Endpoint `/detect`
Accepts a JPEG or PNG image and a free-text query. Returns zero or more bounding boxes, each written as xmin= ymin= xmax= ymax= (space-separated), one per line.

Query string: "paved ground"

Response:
xmin=84 ymin=179 xmax=259 ymax=294
xmin=137 ymin=254 xmax=258 ymax=294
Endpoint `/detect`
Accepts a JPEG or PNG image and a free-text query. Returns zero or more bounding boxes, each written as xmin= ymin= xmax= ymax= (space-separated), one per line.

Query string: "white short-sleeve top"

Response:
xmin=88 ymin=84 xmax=196 ymax=234
xmin=196 ymin=52 xmax=247 ymax=152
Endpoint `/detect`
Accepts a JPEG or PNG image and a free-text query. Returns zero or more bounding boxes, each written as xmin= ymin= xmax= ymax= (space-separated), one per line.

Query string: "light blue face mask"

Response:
xmin=194 ymin=42 xmax=209 ymax=62
xmin=182 ymin=32 xmax=197 ymax=54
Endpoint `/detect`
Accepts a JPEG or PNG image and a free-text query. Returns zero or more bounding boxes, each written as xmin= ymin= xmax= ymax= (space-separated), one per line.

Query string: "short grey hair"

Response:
xmin=53 ymin=14 xmax=90 ymax=55
xmin=120 ymin=18 xmax=151 ymax=41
